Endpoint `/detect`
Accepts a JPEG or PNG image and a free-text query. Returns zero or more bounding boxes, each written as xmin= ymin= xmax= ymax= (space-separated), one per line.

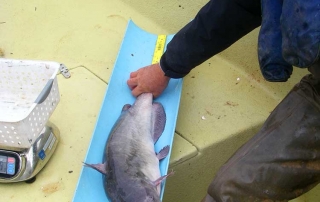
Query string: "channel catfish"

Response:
xmin=84 ymin=93 xmax=173 ymax=202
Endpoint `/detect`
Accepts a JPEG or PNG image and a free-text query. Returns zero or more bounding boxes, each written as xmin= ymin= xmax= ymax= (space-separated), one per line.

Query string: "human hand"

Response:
xmin=127 ymin=63 xmax=170 ymax=98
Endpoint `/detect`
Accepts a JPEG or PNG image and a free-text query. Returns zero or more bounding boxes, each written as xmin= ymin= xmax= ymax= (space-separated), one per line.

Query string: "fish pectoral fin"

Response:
xmin=151 ymin=102 xmax=166 ymax=143
xmin=82 ymin=162 xmax=107 ymax=175
xmin=122 ymin=104 xmax=131 ymax=111
xmin=156 ymin=145 xmax=170 ymax=160
xmin=152 ymin=170 xmax=174 ymax=187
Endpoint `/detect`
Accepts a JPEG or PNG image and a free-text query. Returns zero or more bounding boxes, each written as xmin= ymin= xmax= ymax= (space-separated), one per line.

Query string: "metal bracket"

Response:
xmin=59 ymin=64 xmax=71 ymax=78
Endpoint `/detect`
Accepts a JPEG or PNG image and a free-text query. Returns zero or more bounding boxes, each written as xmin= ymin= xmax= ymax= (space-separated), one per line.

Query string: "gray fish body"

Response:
xmin=103 ymin=93 xmax=166 ymax=202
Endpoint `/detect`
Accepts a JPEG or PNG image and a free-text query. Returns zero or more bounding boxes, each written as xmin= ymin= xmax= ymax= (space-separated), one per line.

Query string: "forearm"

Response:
xmin=160 ymin=0 xmax=262 ymax=78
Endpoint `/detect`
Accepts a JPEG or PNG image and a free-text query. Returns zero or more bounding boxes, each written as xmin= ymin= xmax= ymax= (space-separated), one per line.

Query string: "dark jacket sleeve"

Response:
xmin=160 ymin=0 xmax=262 ymax=78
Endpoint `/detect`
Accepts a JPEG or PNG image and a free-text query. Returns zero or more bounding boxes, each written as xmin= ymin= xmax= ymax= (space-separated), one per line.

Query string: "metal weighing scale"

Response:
xmin=0 ymin=59 xmax=62 ymax=182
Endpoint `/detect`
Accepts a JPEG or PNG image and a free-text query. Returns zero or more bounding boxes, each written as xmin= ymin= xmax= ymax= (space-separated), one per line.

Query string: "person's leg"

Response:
xmin=258 ymin=0 xmax=293 ymax=82
xmin=206 ymin=74 xmax=320 ymax=201
xmin=281 ymin=0 xmax=320 ymax=68
xmin=201 ymin=194 xmax=216 ymax=202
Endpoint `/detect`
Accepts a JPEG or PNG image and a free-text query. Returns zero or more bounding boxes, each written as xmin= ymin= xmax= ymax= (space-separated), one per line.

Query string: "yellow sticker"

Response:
xmin=152 ymin=35 xmax=167 ymax=64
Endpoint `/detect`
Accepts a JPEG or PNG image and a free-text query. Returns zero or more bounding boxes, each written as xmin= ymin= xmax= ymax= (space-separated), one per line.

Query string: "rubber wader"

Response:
xmin=202 ymin=73 xmax=320 ymax=202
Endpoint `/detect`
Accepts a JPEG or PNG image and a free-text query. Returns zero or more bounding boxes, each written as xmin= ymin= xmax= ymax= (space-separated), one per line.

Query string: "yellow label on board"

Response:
xmin=152 ymin=35 xmax=167 ymax=64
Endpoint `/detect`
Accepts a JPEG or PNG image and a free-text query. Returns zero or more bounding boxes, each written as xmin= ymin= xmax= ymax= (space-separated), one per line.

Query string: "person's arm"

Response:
xmin=127 ymin=0 xmax=262 ymax=97
xmin=160 ymin=0 xmax=262 ymax=78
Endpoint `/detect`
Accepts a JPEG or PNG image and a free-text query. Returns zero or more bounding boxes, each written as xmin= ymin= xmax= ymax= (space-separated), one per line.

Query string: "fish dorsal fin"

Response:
xmin=151 ymin=102 xmax=166 ymax=143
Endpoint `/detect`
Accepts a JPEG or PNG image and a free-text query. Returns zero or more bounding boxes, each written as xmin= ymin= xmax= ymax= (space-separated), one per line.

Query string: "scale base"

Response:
xmin=0 ymin=121 xmax=60 ymax=183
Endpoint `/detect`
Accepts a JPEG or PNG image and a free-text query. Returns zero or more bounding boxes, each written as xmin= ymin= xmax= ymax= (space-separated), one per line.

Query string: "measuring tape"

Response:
xmin=151 ymin=35 xmax=167 ymax=64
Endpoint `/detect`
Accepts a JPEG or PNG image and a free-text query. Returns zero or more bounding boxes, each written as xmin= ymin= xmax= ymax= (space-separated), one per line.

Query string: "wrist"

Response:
xmin=160 ymin=54 xmax=186 ymax=79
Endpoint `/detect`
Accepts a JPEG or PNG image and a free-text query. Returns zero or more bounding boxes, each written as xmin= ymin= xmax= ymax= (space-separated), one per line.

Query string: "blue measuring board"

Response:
xmin=73 ymin=20 xmax=183 ymax=202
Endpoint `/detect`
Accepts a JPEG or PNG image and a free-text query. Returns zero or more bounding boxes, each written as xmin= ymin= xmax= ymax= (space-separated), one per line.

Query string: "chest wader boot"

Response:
xmin=202 ymin=74 xmax=320 ymax=202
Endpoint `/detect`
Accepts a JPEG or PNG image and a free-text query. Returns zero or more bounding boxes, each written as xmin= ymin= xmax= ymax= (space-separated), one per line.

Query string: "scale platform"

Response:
xmin=73 ymin=20 xmax=183 ymax=201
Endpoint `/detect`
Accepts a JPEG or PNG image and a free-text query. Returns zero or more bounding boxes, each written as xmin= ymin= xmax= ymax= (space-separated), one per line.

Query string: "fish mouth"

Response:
xmin=138 ymin=93 xmax=153 ymax=100
xmin=135 ymin=93 xmax=154 ymax=105
xmin=130 ymin=93 xmax=154 ymax=111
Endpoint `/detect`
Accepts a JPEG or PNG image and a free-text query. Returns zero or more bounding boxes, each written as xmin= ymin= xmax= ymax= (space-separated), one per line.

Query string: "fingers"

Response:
xmin=131 ymin=86 xmax=142 ymax=97
xmin=130 ymin=71 xmax=138 ymax=78
xmin=127 ymin=77 xmax=138 ymax=90
xmin=132 ymin=87 xmax=159 ymax=98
